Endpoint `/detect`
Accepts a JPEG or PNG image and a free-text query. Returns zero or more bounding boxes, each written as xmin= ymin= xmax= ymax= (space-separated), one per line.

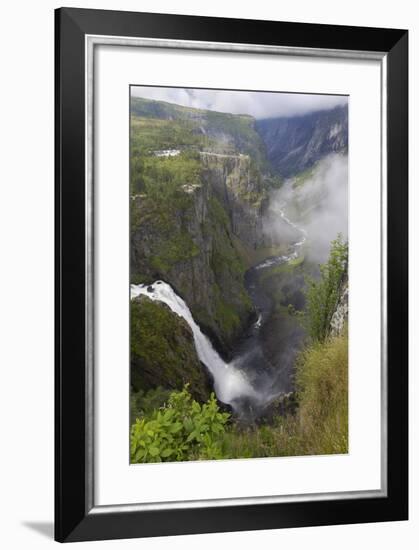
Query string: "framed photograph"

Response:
xmin=55 ymin=7 xmax=408 ymax=542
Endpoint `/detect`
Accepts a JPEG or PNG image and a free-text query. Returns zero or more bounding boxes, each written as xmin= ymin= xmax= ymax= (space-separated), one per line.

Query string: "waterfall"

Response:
xmin=130 ymin=281 xmax=260 ymax=406
xmin=130 ymin=206 xmax=306 ymax=413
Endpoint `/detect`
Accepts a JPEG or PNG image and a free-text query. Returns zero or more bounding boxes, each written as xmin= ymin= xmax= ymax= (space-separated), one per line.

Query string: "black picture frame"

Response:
xmin=55 ymin=7 xmax=408 ymax=543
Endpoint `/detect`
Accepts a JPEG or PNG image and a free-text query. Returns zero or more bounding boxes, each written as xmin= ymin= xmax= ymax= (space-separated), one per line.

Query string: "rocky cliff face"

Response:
xmin=200 ymin=152 xmax=270 ymax=248
xmin=255 ymin=105 xmax=348 ymax=178
xmin=130 ymin=151 xmax=275 ymax=355
xmin=330 ymin=281 xmax=349 ymax=338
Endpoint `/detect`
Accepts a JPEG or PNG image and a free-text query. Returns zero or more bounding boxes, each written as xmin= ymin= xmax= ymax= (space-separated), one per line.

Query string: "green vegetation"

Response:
xmin=258 ymin=250 xmax=308 ymax=318
xmin=264 ymin=173 xmax=283 ymax=190
xmin=131 ymin=386 xmax=230 ymax=462
xmin=293 ymin=330 xmax=348 ymax=454
xmin=131 ymin=153 xmax=201 ymax=273
xmin=289 ymin=254 xmax=305 ymax=268
xmin=131 ymin=151 xmax=201 ymax=199
xmin=130 ymin=330 xmax=348 ymax=462
xmin=219 ymin=331 xmax=348 ymax=457
xmin=305 ymin=234 xmax=348 ymax=342
xmin=260 ymin=253 xmax=306 ymax=283
xmin=130 ymin=386 xmax=171 ymax=426
xmin=130 ymin=97 xmax=272 ymax=348
xmin=130 ymin=297 xmax=209 ymax=402
xmin=130 ymin=97 xmax=269 ymax=169
xmin=240 ymin=158 xmax=268 ymax=207
xmin=130 ymin=232 xmax=348 ymax=463
xmin=232 ymin=238 xmax=286 ymax=269
xmin=128 ymin=96 xmax=348 ymax=463
xmin=130 ymin=116 xmax=211 ymax=162
xmin=204 ymin=195 xmax=253 ymax=338
xmin=292 ymin=165 xmax=316 ymax=189
xmin=131 ymin=97 xmax=199 ymax=119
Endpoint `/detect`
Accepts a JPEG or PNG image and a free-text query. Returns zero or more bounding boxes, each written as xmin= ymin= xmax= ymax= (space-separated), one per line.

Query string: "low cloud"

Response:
xmin=131 ymin=86 xmax=347 ymax=119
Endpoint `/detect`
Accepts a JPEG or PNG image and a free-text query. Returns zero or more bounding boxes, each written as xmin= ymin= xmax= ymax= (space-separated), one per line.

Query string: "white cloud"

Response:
xmin=131 ymin=86 xmax=347 ymax=119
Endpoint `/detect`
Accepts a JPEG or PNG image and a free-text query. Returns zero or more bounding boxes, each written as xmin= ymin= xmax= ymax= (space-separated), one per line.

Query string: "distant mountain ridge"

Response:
xmin=255 ymin=105 xmax=348 ymax=178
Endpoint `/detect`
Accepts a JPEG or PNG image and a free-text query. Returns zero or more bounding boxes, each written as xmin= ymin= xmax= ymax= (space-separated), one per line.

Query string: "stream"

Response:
xmin=131 ymin=205 xmax=307 ymax=419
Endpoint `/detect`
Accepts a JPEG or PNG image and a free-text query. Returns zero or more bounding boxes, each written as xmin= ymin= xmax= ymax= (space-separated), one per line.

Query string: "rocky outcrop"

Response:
xmin=330 ymin=282 xmax=348 ymax=337
xmin=130 ymin=295 xmax=211 ymax=402
xmin=256 ymin=105 xmax=348 ymax=178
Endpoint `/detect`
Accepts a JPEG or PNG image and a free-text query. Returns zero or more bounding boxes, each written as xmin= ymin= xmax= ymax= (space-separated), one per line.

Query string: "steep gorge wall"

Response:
xmin=256 ymin=105 xmax=348 ymax=178
xmin=130 ymin=153 xmax=275 ymax=355
xmin=200 ymin=152 xmax=270 ymax=248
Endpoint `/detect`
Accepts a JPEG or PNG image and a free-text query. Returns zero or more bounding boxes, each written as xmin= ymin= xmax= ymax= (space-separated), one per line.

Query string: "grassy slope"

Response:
xmin=220 ymin=331 xmax=348 ymax=458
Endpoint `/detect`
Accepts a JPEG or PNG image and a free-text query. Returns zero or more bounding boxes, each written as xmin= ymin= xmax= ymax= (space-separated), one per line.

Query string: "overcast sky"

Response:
xmin=131 ymin=86 xmax=347 ymax=119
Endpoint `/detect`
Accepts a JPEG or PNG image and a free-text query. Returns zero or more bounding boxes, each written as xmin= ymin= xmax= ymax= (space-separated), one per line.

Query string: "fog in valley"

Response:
xmin=264 ymin=154 xmax=348 ymax=264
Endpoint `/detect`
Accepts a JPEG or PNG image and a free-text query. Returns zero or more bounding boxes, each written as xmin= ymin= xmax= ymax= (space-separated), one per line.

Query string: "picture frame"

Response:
xmin=55 ymin=7 xmax=408 ymax=542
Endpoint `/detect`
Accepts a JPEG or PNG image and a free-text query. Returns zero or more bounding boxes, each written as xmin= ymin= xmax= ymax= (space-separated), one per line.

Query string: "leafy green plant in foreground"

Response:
xmin=130 ymin=385 xmax=230 ymax=463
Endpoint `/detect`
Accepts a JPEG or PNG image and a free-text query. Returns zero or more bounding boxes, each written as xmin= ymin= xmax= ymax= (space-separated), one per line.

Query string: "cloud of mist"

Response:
xmin=265 ymin=154 xmax=348 ymax=264
xmin=131 ymin=86 xmax=347 ymax=119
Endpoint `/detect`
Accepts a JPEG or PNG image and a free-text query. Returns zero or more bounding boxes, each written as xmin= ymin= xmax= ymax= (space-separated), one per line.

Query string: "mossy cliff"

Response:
xmin=130 ymin=295 xmax=210 ymax=402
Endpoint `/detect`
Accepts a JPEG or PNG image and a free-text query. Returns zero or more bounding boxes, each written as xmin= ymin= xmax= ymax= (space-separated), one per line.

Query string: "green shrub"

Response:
xmin=219 ymin=332 xmax=348 ymax=459
xmin=305 ymin=235 xmax=348 ymax=342
xmin=130 ymin=385 xmax=230 ymax=463
xmin=130 ymin=387 xmax=171 ymax=425
xmin=129 ymin=331 xmax=348 ymax=462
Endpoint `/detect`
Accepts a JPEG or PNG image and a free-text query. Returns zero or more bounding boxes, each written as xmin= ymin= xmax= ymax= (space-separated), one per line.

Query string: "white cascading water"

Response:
xmin=131 ymin=281 xmax=260 ymax=406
